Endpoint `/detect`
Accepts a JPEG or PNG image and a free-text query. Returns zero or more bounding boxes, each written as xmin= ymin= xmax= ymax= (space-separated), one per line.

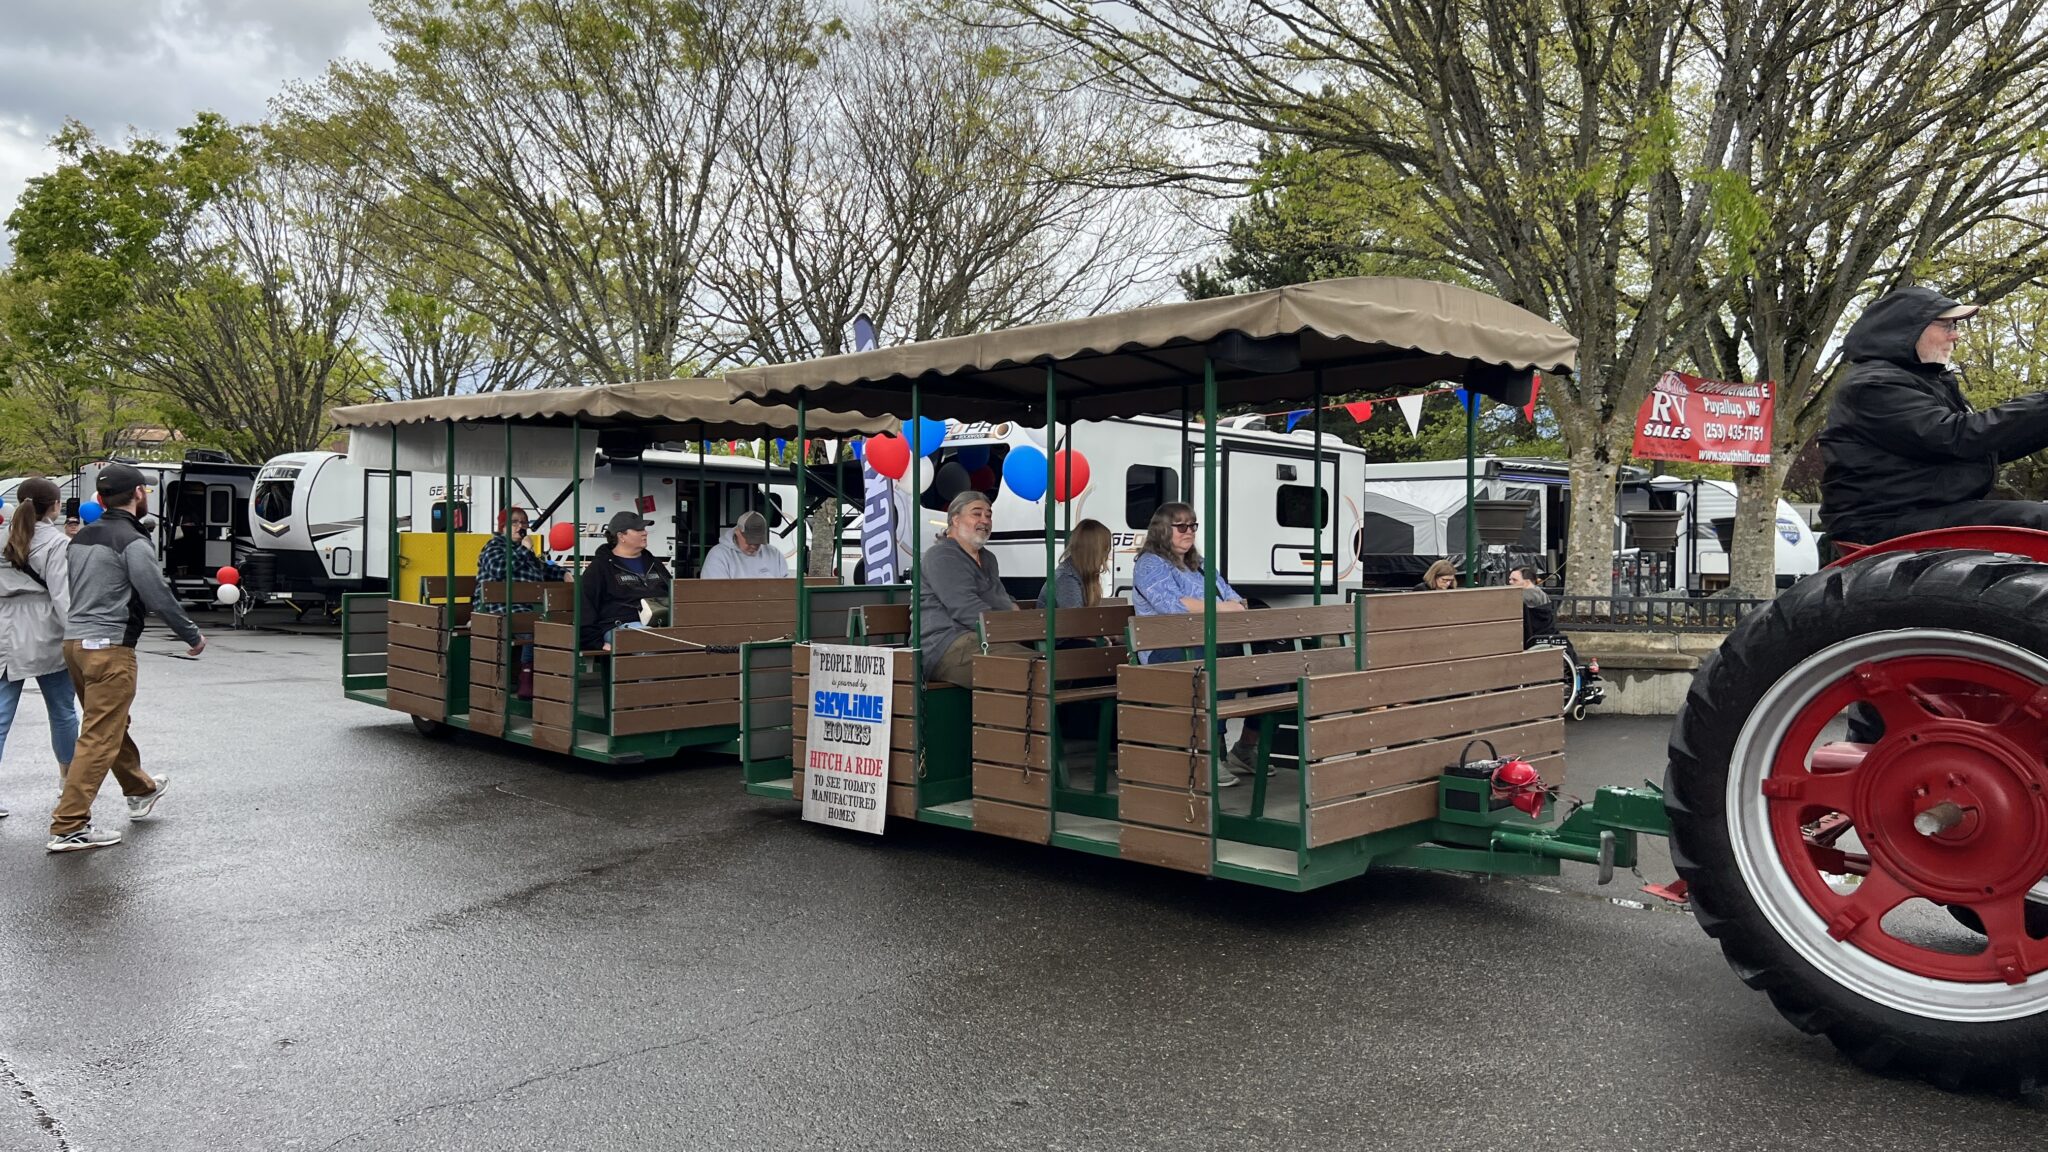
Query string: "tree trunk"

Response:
xmin=807 ymin=500 xmax=839 ymax=577
xmin=1727 ymin=465 xmax=1783 ymax=598
xmin=1562 ymin=440 xmax=1623 ymax=598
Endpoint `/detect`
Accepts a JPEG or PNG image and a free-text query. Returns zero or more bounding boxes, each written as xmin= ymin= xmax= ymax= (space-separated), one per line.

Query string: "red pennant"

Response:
xmin=1523 ymin=374 xmax=1542 ymax=423
xmin=1343 ymin=401 xmax=1374 ymax=423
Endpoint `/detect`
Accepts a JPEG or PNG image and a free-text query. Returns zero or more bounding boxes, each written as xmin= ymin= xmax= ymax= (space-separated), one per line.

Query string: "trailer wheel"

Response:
xmin=1667 ymin=549 xmax=2048 ymax=1092
xmin=410 ymin=715 xmax=446 ymax=739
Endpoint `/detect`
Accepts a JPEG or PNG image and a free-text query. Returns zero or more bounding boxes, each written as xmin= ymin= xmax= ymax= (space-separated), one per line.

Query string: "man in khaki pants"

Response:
xmin=47 ymin=463 xmax=206 ymax=853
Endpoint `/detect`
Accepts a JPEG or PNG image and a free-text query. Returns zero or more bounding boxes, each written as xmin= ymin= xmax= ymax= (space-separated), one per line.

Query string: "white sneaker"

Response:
xmin=48 ymin=826 xmax=122 ymax=853
xmin=0 ymin=805 xmax=10 ymax=818
xmin=127 ymin=774 xmax=170 ymax=820
xmin=1213 ymin=768 xmax=1242 ymax=788
xmin=1226 ymin=748 xmax=1262 ymax=777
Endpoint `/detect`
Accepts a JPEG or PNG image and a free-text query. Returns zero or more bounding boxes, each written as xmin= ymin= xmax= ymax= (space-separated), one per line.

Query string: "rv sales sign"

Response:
xmin=802 ymin=644 xmax=896 ymax=834
xmin=1631 ymin=371 xmax=1774 ymax=466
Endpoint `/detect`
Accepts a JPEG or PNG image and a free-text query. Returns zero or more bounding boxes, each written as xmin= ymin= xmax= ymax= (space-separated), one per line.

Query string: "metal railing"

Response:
xmin=1555 ymin=594 xmax=1770 ymax=633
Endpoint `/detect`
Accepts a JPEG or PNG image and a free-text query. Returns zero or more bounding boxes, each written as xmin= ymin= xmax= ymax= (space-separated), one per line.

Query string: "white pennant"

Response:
xmin=1397 ymin=393 xmax=1425 ymax=437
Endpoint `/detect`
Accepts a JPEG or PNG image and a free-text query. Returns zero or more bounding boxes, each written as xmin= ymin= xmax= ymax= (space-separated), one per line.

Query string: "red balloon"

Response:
xmin=1050 ymin=450 xmax=1091 ymax=501
xmin=547 ymin=521 xmax=576 ymax=552
xmin=865 ymin=434 xmax=911 ymax=480
xmin=215 ymin=566 xmax=240 ymax=587
xmin=968 ymin=466 xmax=997 ymax=490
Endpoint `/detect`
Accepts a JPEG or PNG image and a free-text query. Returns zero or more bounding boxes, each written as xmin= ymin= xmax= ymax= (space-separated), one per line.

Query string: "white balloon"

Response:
xmin=216 ymin=584 xmax=242 ymax=605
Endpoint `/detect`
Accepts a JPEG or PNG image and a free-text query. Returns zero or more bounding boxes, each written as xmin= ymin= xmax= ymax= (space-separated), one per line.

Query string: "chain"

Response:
xmin=1025 ymin=652 xmax=1046 ymax=783
xmin=1186 ymin=666 xmax=1206 ymax=822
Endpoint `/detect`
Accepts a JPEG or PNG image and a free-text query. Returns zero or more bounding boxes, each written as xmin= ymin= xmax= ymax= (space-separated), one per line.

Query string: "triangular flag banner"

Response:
xmin=1397 ymin=394 xmax=1425 ymax=437
xmin=1523 ymin=373 xmax=1542 ymax=423
xmin=1455 ymin=387 xmax=1477 ymax=412
xmin=1343 ymin=401 xmax=1374 ymax=423
xmin=1285 ymin=409 xmax=1309 ymax=432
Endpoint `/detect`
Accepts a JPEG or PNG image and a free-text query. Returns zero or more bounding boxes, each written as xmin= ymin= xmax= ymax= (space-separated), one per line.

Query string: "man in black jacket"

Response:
xmin=1818 ymin=286 xmax=2048 ymax=546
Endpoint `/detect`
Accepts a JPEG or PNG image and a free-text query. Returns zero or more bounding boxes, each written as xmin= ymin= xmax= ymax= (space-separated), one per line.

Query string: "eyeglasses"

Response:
xmin=1170 ymin=521 xmax=1198 ymax=533
xmin=1933 ymin=319 xmax=1964 ymax=333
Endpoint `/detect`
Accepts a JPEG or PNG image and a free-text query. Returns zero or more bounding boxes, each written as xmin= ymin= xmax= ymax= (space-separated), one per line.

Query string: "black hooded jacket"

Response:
xmin=1817 ymin=287 xmax=2048 ymax=540
xmin=576 ymin=543 xmax=673 ymax=648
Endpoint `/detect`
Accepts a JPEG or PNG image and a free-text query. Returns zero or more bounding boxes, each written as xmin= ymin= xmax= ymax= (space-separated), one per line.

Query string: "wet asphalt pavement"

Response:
xmin=1 ymin=623 xmax=2043 ymax=1151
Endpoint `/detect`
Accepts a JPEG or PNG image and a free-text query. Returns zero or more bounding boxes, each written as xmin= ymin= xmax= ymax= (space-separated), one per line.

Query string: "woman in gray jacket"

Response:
xmin=0 ymin=477 xmax=79 ymax=818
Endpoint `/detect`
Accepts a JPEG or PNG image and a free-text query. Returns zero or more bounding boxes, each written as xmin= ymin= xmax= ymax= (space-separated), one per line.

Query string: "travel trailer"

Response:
xmin=846 ymin=415 xmax=1370 ymax=606
xmin=242 ymin=447 xmax=827 ymax=610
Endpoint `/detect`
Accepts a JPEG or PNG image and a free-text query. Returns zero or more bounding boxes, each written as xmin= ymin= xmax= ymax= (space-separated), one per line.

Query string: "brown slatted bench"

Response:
xmin=967 ymin=604 xmax=1136 ymax=841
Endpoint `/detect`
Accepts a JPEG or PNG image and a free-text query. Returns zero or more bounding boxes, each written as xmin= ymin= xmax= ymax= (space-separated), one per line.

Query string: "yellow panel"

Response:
xmin=395 ymin=532 xmax=494 ymax=602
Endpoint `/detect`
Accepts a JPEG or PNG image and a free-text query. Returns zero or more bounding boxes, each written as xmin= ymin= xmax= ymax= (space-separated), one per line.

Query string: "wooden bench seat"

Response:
xmin=968 ymin=604 xmax=1133 ymax=837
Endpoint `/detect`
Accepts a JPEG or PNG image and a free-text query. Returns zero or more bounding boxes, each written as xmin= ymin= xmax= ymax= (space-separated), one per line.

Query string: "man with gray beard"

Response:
xmin=918 ymin=491 xmax=1024 ymax=687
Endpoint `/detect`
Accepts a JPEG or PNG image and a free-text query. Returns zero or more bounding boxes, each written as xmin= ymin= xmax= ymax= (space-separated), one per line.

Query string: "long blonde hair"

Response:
xmin=1061 ymin=519 xmax=1112 ymax=608
xmin=4 ymin=477 xmax=60 ymax=572
xmin=1422 ymin=558 xmax=1459 ymax=588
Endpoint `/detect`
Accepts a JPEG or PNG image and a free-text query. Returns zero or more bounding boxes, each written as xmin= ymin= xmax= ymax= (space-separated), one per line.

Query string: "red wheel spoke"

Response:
xmin=1857 ymin=669 xmax=1934 ymax=738
xmin=1765 ymin=767 xmax=1858 ymax=814
xmin=1824 ymin=867 xmax=1916 ymax=942
xmin=1969 ymin=898 xmax=2045 ymax=985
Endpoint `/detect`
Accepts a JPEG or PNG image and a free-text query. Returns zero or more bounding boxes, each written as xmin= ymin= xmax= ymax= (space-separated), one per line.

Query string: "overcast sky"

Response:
xmin=0 ymin=0 xmax=382 ymax=261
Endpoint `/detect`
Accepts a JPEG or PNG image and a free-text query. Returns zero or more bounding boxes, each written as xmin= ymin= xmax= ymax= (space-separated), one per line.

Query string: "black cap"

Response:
xmin=96 ymin=463 xmax=148 ymax=500
xmin=607 ymin=510 xmax=651 ymax=533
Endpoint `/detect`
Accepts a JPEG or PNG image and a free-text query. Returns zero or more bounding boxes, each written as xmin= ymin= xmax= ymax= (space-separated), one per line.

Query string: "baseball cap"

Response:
xmin=737 ymin=511 xmax=768 ymax=544
xmin=96 ymin=462 xmax=148 ymax=500
xmin=607 ymin=510 xmax=651 ymax=533
xmin=1936 ymin=302 xmax=1980 ymax=320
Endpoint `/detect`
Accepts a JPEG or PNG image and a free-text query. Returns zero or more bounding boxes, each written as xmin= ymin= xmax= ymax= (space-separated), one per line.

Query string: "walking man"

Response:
xmin=48 ymin=463 xmax=205 ymax=853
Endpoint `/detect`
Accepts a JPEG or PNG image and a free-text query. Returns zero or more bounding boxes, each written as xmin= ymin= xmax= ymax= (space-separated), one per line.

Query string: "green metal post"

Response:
xmin=387 ymin=425 xmax=399 ymax=592
xmin=443 ymin=421 xmax=456 ymax=633
xmin=695 ymin=421 xmax=707 ymax=576
xmin=1045 ymin=369 xmax=1060 ymax=795
xmin=910 ymin=387 xmax=924 ymax=793
xmin=796 ymin=395 xmax=809 ymax=641
xmin=1464 ymin=392 xmax=1477 ymax=587
xmin=1179 ymin=382 xmax=1191 ymax=498
xmin=1312 ymin=373 xmax=1323 ymax=606
xmin=570 ymin=418 xmax=582 ymax=714
xmin=503 ymin=422 xmax=514 ymax=662
xmin=1202 ymin=357 xmax=1220 ymax=824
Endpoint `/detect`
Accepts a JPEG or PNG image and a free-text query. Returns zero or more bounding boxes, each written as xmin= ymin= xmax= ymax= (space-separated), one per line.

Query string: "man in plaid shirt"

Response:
xmin=475 ymin=507 xmax=564 ymax=699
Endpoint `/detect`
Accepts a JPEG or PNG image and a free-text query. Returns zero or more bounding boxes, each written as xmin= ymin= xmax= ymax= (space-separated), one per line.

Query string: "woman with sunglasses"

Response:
xmin=1131 ymin=502 xmax=1262 ymax=785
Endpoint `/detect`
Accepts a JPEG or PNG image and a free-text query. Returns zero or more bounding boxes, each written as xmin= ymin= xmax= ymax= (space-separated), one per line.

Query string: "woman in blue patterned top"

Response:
xmin=1131 ymin=502 xmax=1262 ymax=785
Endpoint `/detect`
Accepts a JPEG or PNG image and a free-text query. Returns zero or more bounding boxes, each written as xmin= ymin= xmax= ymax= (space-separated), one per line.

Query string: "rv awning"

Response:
xmin=330 ymin=378 xmax=893 ymax=440
xmin=725 ymin=277 xmax=1577 ymax=422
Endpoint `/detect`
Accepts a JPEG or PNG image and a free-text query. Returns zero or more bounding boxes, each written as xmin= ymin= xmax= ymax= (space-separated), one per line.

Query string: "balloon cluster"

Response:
xmin=854 ymin=424 xmax=1090 ymax=504
xmin=215 ymin=565 xmax=242 ymax=605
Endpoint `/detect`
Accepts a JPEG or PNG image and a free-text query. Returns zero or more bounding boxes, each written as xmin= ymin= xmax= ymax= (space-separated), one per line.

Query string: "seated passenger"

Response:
xmin=919 ymin=491 xmax=1026 ymax=688
xmin=578 ymin=511 xmax=674 ymax=652
xmin=1039 ymin=519 xmax=1111 ymax=610
xmin=1132 ymin=502 xmax=1261 ymax=786
xmin=474 ymin=507 xmax=565 ymax=700
xmin=1819 ymin=286 xmax=2048 ymax=545
xmin=700 ymin=511 xmax=789 ymax=580
xmin=1507 ymin=565 xmax=1555 ymax=642
xmin=1418 ymin=559 xmax=1459 ymax=590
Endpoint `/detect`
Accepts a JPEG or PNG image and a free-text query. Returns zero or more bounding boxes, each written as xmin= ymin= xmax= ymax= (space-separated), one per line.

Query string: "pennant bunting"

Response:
xmin=1396 ymin=393 xmax=1425 ymax=437
xmin=1284 ymin=409 xmax=1309 ymax=432
xmin=1343 ymin=401 xmax=1373 ymax=423
xmin=1523 ymin=373 xmax=1542 ymax=423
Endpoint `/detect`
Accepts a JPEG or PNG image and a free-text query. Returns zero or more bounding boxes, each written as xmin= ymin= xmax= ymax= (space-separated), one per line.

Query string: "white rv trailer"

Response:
xmin=244 ymin=447 xmax=817 ymax=606
xmin=841 ymin=415 xmax=1369 ymax=606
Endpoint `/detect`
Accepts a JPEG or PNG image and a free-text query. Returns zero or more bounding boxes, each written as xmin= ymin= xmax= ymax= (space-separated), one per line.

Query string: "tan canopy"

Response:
xmin=330 ymin=378 xmax=893 ymax=440
xmin=725 ymin=277 xmax=1577 ymax=422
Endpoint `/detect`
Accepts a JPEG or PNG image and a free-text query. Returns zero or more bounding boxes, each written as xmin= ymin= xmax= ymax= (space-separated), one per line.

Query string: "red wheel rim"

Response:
xmin=1768 ymin=654 xmax=2048 ymax=985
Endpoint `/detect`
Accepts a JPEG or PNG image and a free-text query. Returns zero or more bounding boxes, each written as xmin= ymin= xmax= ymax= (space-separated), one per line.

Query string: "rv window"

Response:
xmin=207 ymin=487 xmax=232 ymax=526
xmin=431 ymin=501 xmax=469 ymax=533
xmin=1124 ymin=465 xmax=1178 ymax=529
xmin=1275 ymin=485 xmax=1329 ymax=530
xmin=252 ymin=480 xmax=293 ymax=522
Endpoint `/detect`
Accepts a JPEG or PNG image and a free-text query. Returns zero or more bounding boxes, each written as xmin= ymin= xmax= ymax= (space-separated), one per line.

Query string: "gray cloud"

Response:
xmin=0 ymin=0 xmax=380 ymax=258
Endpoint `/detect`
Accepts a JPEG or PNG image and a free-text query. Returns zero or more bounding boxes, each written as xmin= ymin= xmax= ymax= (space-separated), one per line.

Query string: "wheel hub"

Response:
xmin=1857 ymin=726 xmax=2048 ymax=906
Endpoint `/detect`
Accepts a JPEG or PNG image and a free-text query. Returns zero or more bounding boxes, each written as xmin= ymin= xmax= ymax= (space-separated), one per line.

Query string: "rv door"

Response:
xmin=1222 ymin=447 xmax=1333 ymax=588
xmin=364 ymin=471 xmax=413 ymax=588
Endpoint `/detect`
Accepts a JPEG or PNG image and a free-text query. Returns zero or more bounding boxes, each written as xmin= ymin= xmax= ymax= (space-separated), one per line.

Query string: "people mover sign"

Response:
xmin=803 ymin=644 xmax=897 ymax=834
xmin=1631 ymin=371 xmax=1774 ymax=466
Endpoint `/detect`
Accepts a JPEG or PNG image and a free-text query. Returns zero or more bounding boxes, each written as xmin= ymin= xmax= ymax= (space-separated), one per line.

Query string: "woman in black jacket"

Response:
xmin=578 ymin=511 xmax=673 ymax=651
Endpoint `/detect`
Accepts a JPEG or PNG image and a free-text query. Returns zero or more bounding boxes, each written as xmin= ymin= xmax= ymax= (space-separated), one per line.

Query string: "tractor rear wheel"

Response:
xmin=1668 ymin=549 xmax=2048 ymax=1092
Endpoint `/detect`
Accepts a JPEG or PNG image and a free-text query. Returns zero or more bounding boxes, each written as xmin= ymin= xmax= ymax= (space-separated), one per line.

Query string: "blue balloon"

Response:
xmin=953 ymin=444 xmax=990 ymax=472
xmin=80 ymin=501 xmax=103 ymax=524
xmin=907 ymin=417 xmax=948 ymax=457
xmin=1003 ymin=445 xmax=1048 ymax=501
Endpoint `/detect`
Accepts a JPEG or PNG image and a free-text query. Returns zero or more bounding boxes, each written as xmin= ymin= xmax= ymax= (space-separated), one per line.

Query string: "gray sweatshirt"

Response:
xmin=918 ymin=537 xmax=1015 ymax=677
xmin=65 ymin=507 xmax=201 ymax=647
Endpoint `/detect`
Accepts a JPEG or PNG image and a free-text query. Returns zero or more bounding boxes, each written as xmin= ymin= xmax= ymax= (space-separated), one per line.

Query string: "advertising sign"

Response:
xmin=1631 ymin=371 xmax=1775 ymax=466
xmin=802 ymin=644 xmax=896 ymax=834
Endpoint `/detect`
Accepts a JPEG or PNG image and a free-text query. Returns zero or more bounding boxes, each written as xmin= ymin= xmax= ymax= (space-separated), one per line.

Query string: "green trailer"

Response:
xmin=728 ymin=276 xmax=2048 ymax=1092
xmin=330 ymin=379 xmax=887 ymax=765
